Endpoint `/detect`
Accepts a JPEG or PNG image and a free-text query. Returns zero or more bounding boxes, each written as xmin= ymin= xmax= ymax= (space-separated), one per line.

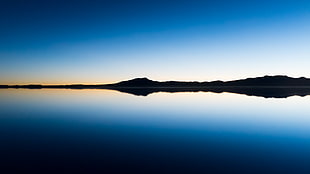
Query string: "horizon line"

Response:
xmin=1 ymin=75 xmax=309 ymax=86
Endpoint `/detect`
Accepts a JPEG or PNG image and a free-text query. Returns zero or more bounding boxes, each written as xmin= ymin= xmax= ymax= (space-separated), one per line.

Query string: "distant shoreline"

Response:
xmin=2 ymin=85 xmax=310 ymax=89
xmin=2 ymin=75 xmax=310 ymax=88
xmin=2 ymin=75 xmax=310 ymax=98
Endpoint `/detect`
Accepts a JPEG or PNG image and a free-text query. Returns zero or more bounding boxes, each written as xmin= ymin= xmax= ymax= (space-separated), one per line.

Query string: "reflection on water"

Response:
xmin=109 ymin=86 xmax=310 ymax=98
xmin=0 ymin=89 xmax=310 ymax=173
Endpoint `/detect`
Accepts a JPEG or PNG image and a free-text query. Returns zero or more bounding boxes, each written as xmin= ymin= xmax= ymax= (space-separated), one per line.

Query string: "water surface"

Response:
xmin=0 ymin=89 xmax=310 ymax=173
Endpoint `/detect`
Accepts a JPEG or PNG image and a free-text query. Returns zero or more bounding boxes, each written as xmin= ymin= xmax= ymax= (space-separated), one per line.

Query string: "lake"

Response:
xmin=1 ymin=89 xmax=310 ymax=173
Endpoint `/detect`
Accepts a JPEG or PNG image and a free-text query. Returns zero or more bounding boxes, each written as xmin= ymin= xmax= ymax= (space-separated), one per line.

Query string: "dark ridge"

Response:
xmin=2 ymin=75 xmax=310 ymax=98
xmin=111 ymin=77 xmax=160 ymax=87
xmin=108 ymin=75 xmax=310 ymax=88
xmin=224 ymin=75 xmax=310 ymax=86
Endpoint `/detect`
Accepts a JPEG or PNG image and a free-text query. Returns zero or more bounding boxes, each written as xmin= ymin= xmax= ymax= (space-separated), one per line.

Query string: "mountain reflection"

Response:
xmin=110 ymin=87 xmax=310 ymax=98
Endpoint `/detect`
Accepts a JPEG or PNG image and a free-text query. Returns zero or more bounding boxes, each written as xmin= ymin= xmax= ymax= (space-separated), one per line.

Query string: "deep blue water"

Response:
xmin=1 ymin=89 xmax=310 ymax=173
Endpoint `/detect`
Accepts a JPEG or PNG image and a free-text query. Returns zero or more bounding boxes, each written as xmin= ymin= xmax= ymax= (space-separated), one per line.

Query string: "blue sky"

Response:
xmin=1 ymin=0 xmax=310 ymax=84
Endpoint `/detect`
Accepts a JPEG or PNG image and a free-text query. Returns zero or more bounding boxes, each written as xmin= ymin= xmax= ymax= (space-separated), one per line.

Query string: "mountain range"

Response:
xmin=110 ymin=75 xmax=310 ymax=87
xmin=2 ymin=75 xmax=310 ymax=98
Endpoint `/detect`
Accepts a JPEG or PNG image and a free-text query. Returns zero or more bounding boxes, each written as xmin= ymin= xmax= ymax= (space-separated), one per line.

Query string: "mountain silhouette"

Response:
xmin=108 ymin=75 xmax=310 ymax=87
xmin=224 ymin=75 xmax=310 ymax=86
xmin=112 ymin=77 xmax=160 ymax=87
xmin=2 ymin=75 xmax=310 ymax=98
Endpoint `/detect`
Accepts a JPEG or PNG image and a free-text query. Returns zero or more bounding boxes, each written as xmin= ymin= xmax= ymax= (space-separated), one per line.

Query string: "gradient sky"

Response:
xmin=1 ymin=0 xmax=310 ymax=84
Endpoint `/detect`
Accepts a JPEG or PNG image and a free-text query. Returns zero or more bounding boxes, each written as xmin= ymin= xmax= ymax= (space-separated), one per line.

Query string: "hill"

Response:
xmin=2 ymin=75 xmax=310 ymax=98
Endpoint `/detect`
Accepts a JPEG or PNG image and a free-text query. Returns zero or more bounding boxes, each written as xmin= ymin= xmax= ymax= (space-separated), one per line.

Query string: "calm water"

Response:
xmin=1 ymin=89 xmax=310 ymax=173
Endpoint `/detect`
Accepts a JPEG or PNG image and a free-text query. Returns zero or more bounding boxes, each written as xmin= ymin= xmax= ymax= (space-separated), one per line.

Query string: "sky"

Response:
xmin=0 ymin=0 xmax=310 ymax=84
